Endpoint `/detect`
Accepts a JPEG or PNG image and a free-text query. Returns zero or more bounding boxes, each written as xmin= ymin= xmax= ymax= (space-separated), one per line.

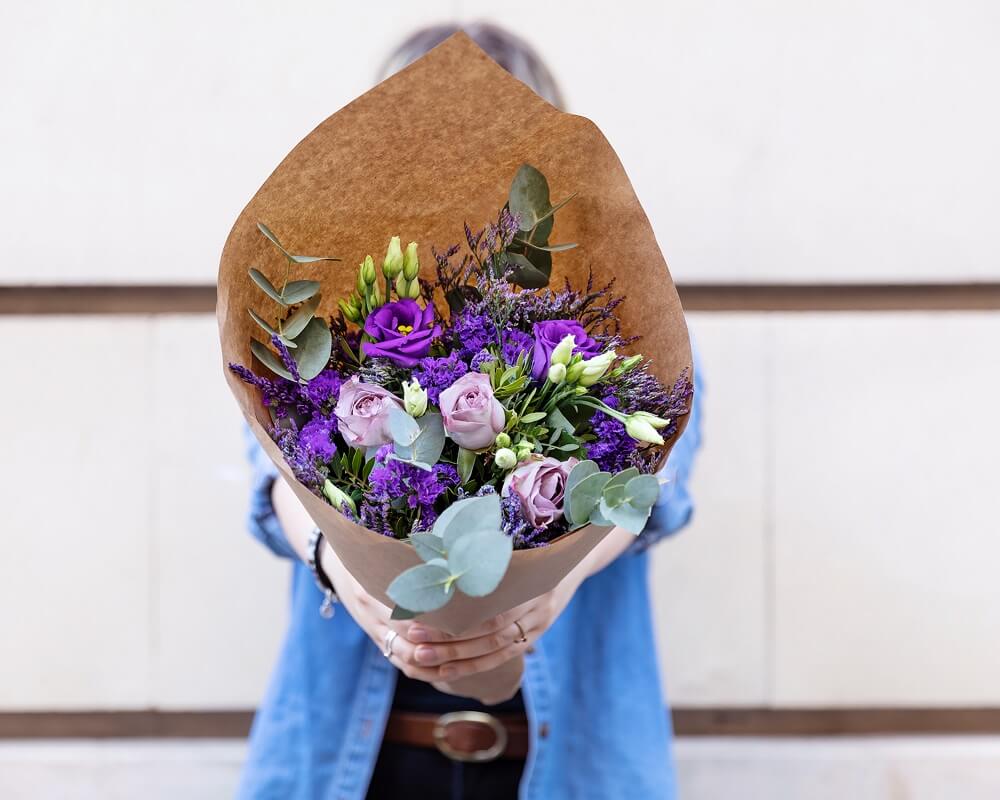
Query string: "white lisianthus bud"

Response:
xmin=361 ymin=254 xmax=377 ymax=286
xmin=402 ymin=378 xmax=428 ymax=417
xmin=620 ymin=354 xmax=643 ymax=371
xmin=323 ymin=480 xmax=357 ymax=514
xmin=547 ymin=362 xmax=567 ymax=384
xmin=494 ymin=432 xmax=512 ymax=449
xmin=494 ymin=447 xmax=517 ymax=470
xmin=565 ymin=360 xmax=584 ymax=383
xmin=382 ymin=236 xmax=404 ymax=278
xmin=550 ymin=334 xmax=576 ymax=366
xmin=402 ymin=241 xmax=420 ymax=280
xmin=577 ymin=350 xmax=616 ymax=387
xmin=623 ymin=411 xmax=671 ymax=445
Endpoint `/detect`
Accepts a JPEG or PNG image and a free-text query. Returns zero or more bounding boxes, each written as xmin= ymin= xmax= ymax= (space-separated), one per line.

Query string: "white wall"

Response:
xmin=1 ymin=2 xmax=997 ymax=715
xmin=3 ymin=1 xmax=998 ymax=285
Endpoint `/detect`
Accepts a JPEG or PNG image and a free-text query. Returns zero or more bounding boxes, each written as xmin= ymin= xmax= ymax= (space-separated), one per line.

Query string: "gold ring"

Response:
xmin=513 ymin=620 xmax=528 ymax=644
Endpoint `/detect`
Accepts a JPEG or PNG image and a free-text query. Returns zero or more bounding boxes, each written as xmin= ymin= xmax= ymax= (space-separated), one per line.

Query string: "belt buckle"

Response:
xmin=433 ymin=711 xmax=508 ymax=763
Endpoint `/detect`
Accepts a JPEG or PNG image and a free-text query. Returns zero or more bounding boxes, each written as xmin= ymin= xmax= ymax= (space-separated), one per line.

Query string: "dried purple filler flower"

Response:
xmin=359 ymin=446 xmax=460 ymax=536
xmin=410 ymin=353 xmax=469 ymax=406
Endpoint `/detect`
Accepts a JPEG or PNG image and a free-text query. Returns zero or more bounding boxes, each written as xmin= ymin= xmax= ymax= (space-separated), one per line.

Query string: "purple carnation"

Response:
xmin=411 ymin=353 xmax=469 ymax=406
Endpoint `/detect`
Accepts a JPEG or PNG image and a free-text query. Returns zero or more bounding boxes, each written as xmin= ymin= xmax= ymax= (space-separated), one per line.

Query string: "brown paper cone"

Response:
xmin=218 ymin=33 xmax=693 ymax=635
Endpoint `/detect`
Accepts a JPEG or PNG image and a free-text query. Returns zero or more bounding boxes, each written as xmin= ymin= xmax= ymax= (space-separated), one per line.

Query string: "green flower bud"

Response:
xmin=550 ymin=334 xmax=576 ymax=367
xmin=403 ymin=276 xmax=421 ymax=299
xmin=323 ymin=479 xmax=357 ymax=514
xmin=624 ymin=412 xmax=670 ymax=445
xmin=402 ymin=241 xmax=420 ymax=280
xmin=494 ymin=447 xmax=517 ymax=470
xmin=361 ymin=254 xmax=377 ymax=286
xmin=383 ymin=236 xmax=403 ymax=279
xmin=339 ymin=297 xmax=361 ymax=323
xmin=395 ymin=272 xmax=407 ymax=298
xmin=547 ymin=362 xmax=567 ymax=384
xmin=621 ymin=354 xmax=643 ymax=371
xmin=577 ymin=350 xmax=616 ymax=387
xmin=494 ymin=432 xmax=512 ymax=449
xmin=515 ymin=441 xmax=533 ymax=460
xmin=355 ymin=268 xmax=367 ymax=296
xmin=402 ymin=378 xmax=428 ymax=417
xmin=565 ymin=361 xmax=585 ymax=383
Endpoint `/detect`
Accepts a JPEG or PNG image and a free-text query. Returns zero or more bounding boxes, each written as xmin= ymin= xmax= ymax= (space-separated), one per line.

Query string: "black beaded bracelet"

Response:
xmin=307 ymin=526 xmax=338 ymax=619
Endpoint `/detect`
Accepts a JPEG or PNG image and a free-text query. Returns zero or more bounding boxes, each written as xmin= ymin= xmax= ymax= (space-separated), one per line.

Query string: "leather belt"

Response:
xmin=383 ymin=710 xmax=530 ymax=763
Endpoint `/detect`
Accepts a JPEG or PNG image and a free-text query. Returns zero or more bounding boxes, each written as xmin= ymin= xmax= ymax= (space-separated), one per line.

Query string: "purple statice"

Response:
xmin=469 ymin=349 xmax=496 ymax=372
xmin=450 ymin=309 xmax=498 ymax=359
xmin=500 ymin=329 xmax=534 ymax=366
xmin=298 ymin=415 xmax=338 ymax=462
xmin=360 ymin=446 xmax=460 ymax=536
xmin=586 ymin=394 xmax=638 ymax=473
xmin=228 ymin=364 xmax=311 ymax=419
xmin=304 ymin=369 xmax=343 ymax=409
xmin=410 ymin=353 xmax=469 ymax=406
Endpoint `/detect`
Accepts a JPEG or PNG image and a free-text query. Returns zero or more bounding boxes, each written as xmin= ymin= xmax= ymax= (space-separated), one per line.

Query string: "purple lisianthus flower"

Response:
xmin=362 ymin=299 xmax=441 ymax=367
xmin=531 ymin=320 xmax=601 ymax=380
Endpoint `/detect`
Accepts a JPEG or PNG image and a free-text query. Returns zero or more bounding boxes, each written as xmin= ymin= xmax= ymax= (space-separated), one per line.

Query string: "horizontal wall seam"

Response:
xmin=2 ymin=284 xmax=1000 ymax=314
xmin=4 ymin=708 xmax=1000 ymax=738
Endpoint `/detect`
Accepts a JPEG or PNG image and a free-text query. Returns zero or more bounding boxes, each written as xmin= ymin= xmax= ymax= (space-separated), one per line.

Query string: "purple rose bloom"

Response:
xmin=502 ymin=455 xmax=579 ymax=528
xmin=362 ymin=299 xmax=441 ymax=367
xmin=531 ymin=320 xmax=601 ymax=380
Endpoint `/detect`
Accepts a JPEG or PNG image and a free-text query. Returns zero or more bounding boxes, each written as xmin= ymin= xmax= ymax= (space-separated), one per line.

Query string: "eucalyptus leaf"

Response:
xmin=283 ymin=293 xmax=321 ymax=339
xmin=389 ymin=406 xmax=421 ymax=447
xmin=391 ymin=605 xmax=418 ymax=620
xmin=290 ymin=316 xmax=332 ymax=380
xmin=604 ymin=468 xmax=640 ymax=493
xmin=283 ymin=280 xmax=321 ymax=304
xmin=529 ymin=192 xmax=577 ymax=229
xmin=248 ymin=268 xmax=288 ymax=306
xmin=602 ymin=483 xmax=627 ymax=508
xmin=410 ymin=532 xmax=447 ymax=563
xmin=508 ymin=164 xmax=550 ymax=230
xmin=599 ymin=497 xmax=651 ymax=535
xmin=250 ymin=339 xmax=295 ymax=381
xmin=258 ymin=222 xmax=341 ymax=264
xmin=506 ymin=252 xmax=551 ymax=290
xmin=448 ymin=528 xmax=512 ymax=597
xmin=514 ymin=238 xmax=577 ymax=253
xmin=434 ymin=495 xmax=502 ymax=551
xmin=566 ymin=470 xmax=612 ymax=527
xmin=288 ymin=253 xmax=341 ymax=264
xmin=625 ymin=474 xmax=661 ymax=508
xmin=386 ymin=562 xmax=454 ymax=613
xmin=248 ymin=308 xmax=279 ymax=338
xmin=547 ymin=407 xmax=576 ymax=437
xmin=457 ymin=447 xmax=476 ymax=484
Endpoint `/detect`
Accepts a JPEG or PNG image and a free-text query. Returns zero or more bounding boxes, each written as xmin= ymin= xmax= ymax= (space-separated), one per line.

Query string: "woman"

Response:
xmin=238 ymin=24 xmax=703 ymax=800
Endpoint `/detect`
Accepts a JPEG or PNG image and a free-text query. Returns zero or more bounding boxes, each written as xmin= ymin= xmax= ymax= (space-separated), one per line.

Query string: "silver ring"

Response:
xmin=383 ymin=630 xmax=398 ymax=658
xmin=513 ymin=620 xmax=528 ymax=644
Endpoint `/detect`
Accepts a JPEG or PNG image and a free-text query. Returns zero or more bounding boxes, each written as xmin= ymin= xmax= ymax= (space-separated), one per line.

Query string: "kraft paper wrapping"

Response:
xmin=218 ymin=33 xmax=693 ymax=635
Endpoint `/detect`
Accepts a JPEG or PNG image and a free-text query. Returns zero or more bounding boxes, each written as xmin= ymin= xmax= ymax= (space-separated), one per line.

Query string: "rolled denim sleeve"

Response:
xmin=243 ymin=426 xmax=299 ymax=560
xmin=630 ymin=348 xmax=705 ymax=553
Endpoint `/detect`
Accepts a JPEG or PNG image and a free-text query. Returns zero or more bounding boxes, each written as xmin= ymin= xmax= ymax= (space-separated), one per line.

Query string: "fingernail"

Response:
xmin=415 ymin=646 xmax=436 ymax=664
xmin=408 ymin=626 xmax=429 ymax=643
xmin=440 ymin=665 xmax=457 ymax=678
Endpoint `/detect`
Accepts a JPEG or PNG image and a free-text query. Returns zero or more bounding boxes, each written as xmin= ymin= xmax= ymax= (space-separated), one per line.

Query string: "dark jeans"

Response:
xmin=366 ymin=674 xmax=526 ymax=800
xmin=367 ymin=741 xmax=524 ymax=800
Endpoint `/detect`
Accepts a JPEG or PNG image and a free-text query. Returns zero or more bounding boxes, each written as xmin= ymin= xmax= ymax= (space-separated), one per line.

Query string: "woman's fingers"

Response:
xmin=437 ymin=638 xmax=529 ymax=680
xmin=405 ymin=600 xmax=536 ymax=644
xmin=408 ymin=620 xmax=526 ymax=667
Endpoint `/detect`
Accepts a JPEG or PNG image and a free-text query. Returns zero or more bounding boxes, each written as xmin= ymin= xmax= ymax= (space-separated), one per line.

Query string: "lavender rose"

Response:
xmin=362 ymin=298 xmax=441 ymax=367
xmin=438 ymin=372 xmax=506 ymax=451
xmin=333 ymin=376 xmax=403 ymax=448
xmin=502 ymin=455 xmax=580 ymax=528
xmin=531 ymin=320 xmax=601 ymax=380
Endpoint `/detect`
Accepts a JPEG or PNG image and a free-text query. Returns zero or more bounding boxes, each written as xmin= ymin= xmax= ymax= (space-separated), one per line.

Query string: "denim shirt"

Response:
xmin=237 ymin=367 xmax=702 ymax=800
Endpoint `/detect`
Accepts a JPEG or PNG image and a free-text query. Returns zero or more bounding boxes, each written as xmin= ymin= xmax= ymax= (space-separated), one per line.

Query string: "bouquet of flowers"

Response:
xmin=218 ymin=33 xmax=693 ymax=633
xmin=230 ymin=162 xmax=692 ymax=618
